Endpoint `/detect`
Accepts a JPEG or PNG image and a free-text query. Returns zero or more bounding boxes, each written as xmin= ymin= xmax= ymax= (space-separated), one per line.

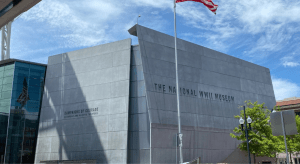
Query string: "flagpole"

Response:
xmin=174 ymin=1 xmax=183 ymax=163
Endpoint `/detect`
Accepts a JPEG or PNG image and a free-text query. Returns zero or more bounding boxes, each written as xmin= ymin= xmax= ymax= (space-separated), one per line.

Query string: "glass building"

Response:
xmin=0 ymin=59 xmax=46 ymax=164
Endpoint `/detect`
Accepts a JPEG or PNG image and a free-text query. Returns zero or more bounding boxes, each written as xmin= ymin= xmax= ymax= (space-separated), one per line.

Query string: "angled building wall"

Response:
xmin=35 ymin=39 xmax=132 ymax=164
xmin=34 ymin=24 xmax=276 ymax=164
xmin=128 ymin=24 xmax=276 ymax=163
xmin=128 ymin=45 xmax=151 ymax=163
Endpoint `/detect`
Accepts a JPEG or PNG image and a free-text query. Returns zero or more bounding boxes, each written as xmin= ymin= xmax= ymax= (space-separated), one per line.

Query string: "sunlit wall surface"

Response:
xmin=0 ymin=61 xmax=46 ymax=164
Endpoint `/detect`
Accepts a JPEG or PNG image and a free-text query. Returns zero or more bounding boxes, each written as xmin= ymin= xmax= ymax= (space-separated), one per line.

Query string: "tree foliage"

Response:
xmin=230 ymin=101 xmax=284 ymax=158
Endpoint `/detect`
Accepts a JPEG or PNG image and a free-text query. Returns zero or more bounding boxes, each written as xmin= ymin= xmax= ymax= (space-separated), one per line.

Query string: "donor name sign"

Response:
xmin=64 ymin=107 xmax=99 ymax=119
xmin=154 ymin=83 xmax=234 ymax=103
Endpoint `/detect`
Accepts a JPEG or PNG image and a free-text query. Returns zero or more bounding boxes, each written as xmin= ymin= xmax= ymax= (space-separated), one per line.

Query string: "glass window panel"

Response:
xmin=28 ymin=86 xmax=42 ymax=94
xmin=11 ymin=97 xmax=37 ymax=109
xmin=27 ymin=92 xmax=40 ymax=101
xmin=0 ymin=99 xmax=10 ymax=107
xmin=0 ymin=67 xmax=4 ymax=72
xmin=13 ymin=75 xmax=28 ymax=84
xmin=10 ymin=111 xmax=24 ymax=117
xmin=5 ymin=123 xmax=23 ymax=163
xmin=3 ymin=69 xmax=14 ymax=77
xmin=2 ymin=76 xmax=13 ymax=85
xmin=26 ymin=107 xmax=39 ymax=113
xmin=1 ymin=90 xmax=11 ymax=99
xmin=11 ymin=91 xmax=30 ymax=102
xmin=0 ymin=114 xmax=8 ymax=124
xmin=12 ymin=83 xmax=23 ymax=91
xmin=29 ymin=64 xmax=45 ymax=72
xmin=29 ymin=77 xmax=42 ymax=87
xmin=10 ymin=99 xmax=22 ymax=109
xmin=1 ymin=83 xmax=12 ymax=92
xmin=11 ymin=90 xmax=22 ymax=100
xmin=4 ymin=64 xmax=14 ymax=70
xmin=15 ymin=62 xmax=29 ymax=68
xmin=30 ymin=75 xmax=43 ymax=80
xmin=0 ymin=106 xmax=10 ymax=114
xmin=26 ymin=115 xmax=38 ymax=122
xmin=0 ymin=71 xmax=3 ymax=78
xmin=26 ymin=100 xmax=40 ymax=109
xmin=29 ymin=71 xmax=44 ymax=77
xmin=29 ymin=66 xmax=45 ymax=77
xmin=14 ymin=67 xmax=29 ymax=77
xmin=0 ymin=77 xmax=3 ymax=85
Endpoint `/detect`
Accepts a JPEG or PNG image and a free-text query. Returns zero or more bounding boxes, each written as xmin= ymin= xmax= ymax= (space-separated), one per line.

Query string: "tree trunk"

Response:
xmin=253 ymin=153 xmax=256 ymax=164
xmin=290 ymin=151 xmax=292 ymax=164
xmin=273 ymin=152 xmax=278 ymax=163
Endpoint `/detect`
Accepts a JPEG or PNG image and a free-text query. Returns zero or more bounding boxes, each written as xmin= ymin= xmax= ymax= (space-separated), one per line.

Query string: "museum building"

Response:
xmin=0 ymin=25 xmax=276 ymax=164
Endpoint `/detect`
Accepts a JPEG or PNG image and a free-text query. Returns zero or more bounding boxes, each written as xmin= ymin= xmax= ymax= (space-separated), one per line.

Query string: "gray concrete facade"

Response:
xmin=35 ymin=24 xmax=276 ymax=164
xmin=128 ymin=24 xmax=276 ymax=163
xmin=35 ymin=39 xmax=132 ymax=164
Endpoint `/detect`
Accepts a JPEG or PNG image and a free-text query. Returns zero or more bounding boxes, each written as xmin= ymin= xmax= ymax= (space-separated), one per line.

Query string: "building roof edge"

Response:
xmin=0 ymin=58 xmax=47 ymax=67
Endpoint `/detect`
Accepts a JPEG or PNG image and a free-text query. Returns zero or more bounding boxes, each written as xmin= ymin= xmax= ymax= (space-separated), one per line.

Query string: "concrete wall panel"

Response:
xmin=130 ymin=81 xmax=146 ymax=98
xmin=48 ymin=54 xmax=62 ymax=66
xmin=129 ymin=131 xmax=150 ymax=150
xmin=36 ymin=39 xmax=131 ymax=164
xmin=147 ymin=58 xmax=176 ymax=78
xmin=145 ymin=92 xmax=157 ymax=110
xmin=148 ymin=108 xmax=160 ymax=124
xmin=61 ymin=40 xmax=131 ymax=62
xmin=110 ymin=96 xmax=129 ymax=115
xmin=129 ymin=113 xmax=148 ymax=132
xmin=130 ymin=96 xmax=147 ymax=114
xmin=45 ymin=63 xmax=63 ymax=79
xmin=108 ymin=113 xmax=128 ymax=132
xmin=177 ymin=38 xmax=204 ymax=55
xmin=158 ymin=110 xmax=178 ymax=125
xmin=140 ymin=149 xmax=150 ymax=164
xmin=199 ymin=69 xmax=241 ymax=90
xmin=131 ymin=46 xmax=142 ymax=66
xmin=36 ymin=137 xmax=51 ymax=153
xmin=132 ymin=25 xmax=276 ymax=163
xmin=130 ymin=65 xmax=144 ymax=81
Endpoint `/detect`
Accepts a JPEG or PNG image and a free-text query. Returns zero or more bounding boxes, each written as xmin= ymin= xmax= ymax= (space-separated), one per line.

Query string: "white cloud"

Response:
xmin=20 ymin=0 xmax=126 ymax=48
xmin=272 ymin=77 xmax=300 ymax=100
xmin=18 ymin=0 xmax=173 ymax=48
xmin=151 ymin=11 xmax=160 ymax=15
xmin=171 ymin=0 xmax=300 ymax=57
xmin=17 ymin=0 xmax=300 ymax=52
xmin=280 ymin=54 xmax=300 ymax=67
xmin=283 ymin=61 xmax=300 ymax=67
xmin=246 ymin=25 xmax=292 ymax=55
xmin=225 ymin=0 xmax=300 ymax=34
xmin=11 ymin=0 xmax=300 ymax=65
xmin=130 ymin=0 xmax=172 ymax=9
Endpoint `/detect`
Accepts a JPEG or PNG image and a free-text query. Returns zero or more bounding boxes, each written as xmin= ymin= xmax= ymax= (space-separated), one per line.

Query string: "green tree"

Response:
xmin=230 ymin=101 xmax=284 ymax=163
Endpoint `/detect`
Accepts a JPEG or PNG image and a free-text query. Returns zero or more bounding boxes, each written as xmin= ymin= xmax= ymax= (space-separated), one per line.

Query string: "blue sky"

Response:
xmin=4 ymin=0 xmax=300 ymax=100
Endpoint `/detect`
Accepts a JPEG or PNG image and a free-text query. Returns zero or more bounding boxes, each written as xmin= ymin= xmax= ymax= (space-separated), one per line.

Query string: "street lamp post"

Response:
xmin=239 ymin=106 xmax=252 ymax=164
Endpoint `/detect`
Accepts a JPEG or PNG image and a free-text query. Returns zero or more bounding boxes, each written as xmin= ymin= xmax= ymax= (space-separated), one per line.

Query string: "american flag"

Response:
xmin=17 ymin=77 xmax=30 ymax=108
xmin=176 ymin=0 xmax=218 ymax=14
